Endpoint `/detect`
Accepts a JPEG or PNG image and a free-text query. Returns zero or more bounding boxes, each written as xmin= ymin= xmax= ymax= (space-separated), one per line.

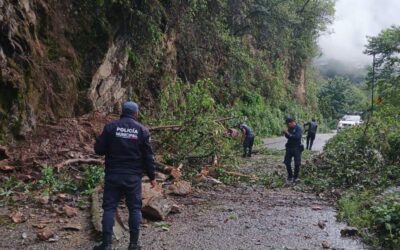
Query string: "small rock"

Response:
xmin=33 ymin=224 xmax=46 ymax=229
xmin=22 ymin=232 xmax=27 ymax=239
xmin=0 ymin=165 xmax=15 ymax=171
xmin=37 ymin=229 xmax=54 ymax=241
xmin=48 ymin=235 xmax=60 ymax=242
xmin=167 ymin=180 xmax=192 ymax=196
xmin=63 ymin=205 xmax=78 ymax=218
xmin=318 ymin=220 xmax=326 ymax=229
xmin=155 ymin=172 xmax=168 ymax=182
xmin=322 ymin=240 xmax=330 ymax=249
xmin=63 ymin=223 xmax=82 ymax=231
xmin=39 ymin=195 xmax=49 ymax=205
xmin=311 ymin=205 xmax=322 ymax=211
xmin=57 ymin=193 xmax=70 ymax=201
xmin=170 ymin=204 xmax=182 ymax=214
xmin=9 ymin=211 xmax=26 ymax=224
xmin=340 ymin=226 xmax=358 ymax=237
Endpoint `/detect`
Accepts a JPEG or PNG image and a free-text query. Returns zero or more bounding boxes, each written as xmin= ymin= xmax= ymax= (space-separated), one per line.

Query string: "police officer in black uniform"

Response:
xmin=304 ymin=118 xmax=318 ymax=150
xmin=93 ymin=101 xmax=156 ymax=250
xmin=283 ymin=117 xmax=303 ymax=183
xmin=239 ymin=123 xmax=255 ymax=157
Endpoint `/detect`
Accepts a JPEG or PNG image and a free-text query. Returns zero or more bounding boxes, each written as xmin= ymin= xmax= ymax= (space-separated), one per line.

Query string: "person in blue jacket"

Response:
xmin=93 ymin=101 xmax=156 ymax=250
xmin=283 ymin=117 xmax=303 ymax=183
xmin=239 ymin=123 xmax=255 ymax=157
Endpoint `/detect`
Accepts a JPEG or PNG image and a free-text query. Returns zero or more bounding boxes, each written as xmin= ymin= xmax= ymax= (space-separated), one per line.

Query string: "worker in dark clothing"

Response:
xmin=93 ymin=101 xmax=156 ymax=250
xmin=283 ymin=117 xmax=303 ymax=183
xmin=239 ymin=123 xmax=255 ymax=157
xmin=304 ymin=118 xmax=318 ymax=150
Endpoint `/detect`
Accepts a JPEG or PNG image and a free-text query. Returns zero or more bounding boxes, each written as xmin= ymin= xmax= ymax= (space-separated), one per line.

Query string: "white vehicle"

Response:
xmin=337 ymin=115 xmax=363 ymax=131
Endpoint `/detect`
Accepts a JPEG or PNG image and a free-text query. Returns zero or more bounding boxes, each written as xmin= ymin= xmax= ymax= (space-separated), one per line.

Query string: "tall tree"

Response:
xmin=365 ymin=26 xmax=400 ymax=106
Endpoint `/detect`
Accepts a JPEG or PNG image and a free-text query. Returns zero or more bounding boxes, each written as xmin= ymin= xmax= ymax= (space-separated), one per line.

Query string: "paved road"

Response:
xmin=264 ymin=133 xmax=336 ymax=151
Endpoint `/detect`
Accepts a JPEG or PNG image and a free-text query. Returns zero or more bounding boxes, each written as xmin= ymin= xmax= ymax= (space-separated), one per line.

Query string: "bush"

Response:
xmin=81 ymin=165 xmax=104 ymax=194
xmin=305 ymin=118 xmax=400 ymax=190
xmin=304 ymin=108 xmax=400 ymax=248
xmin=371 ymin=193 xmax=400 ymax=249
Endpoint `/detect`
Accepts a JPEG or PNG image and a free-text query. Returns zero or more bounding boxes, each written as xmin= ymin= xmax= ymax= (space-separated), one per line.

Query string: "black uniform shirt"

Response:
xmin=285 ymin=124 xmax=303 ymax=148
xmin=94 ymin=114 xmax=155 ymax=180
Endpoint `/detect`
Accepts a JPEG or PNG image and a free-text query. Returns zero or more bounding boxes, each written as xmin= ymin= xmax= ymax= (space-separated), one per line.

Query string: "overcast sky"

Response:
xmin=318 ymin=0 xmax=400 ymax=66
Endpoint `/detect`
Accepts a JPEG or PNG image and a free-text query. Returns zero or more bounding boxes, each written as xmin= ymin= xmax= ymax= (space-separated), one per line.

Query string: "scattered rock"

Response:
xmin=63 ymin=205 xmax=78 ymax=217
xmin=167 ymin=180 xmax=192 ymax=196
xmin=9 ymin=211 xmax=26 ymax=224
xmin=340 ymin=226 xmax=358 ymax=237
xmin=0 ymin=164 xmax=15 ymax=172
xmin=318 ymin=220 xmax=326 ymax=229
xmin=322 ymin=240 xmax=330 ymax=249
xmin=39 ymin=195 xmax=50 ymax=205
xmin=311 ymin=205 xmax=322 ymax=211
xmin=155 ymin=172 xmax=168 ymax=182
xmin=161 ymin=166 xmax=182 ymax=180
xmin=57 ymin=193 xmax=70 ymax=201
xmin=33 ymin=224 xmax=46 ymax=229
xmin=142 ymin=196 xmax=174 ymax=220
xmin=170 ymin=204 xmax=182 ymax=214
xmin=37 ymin=229 xmax=55 ymax=241
xmin=48 ymin=235 xmax=60 ymax=242
xmin=63 ymin=223 xmax=82 ymax=231
xmin=195 ymin=175 xmax=223 ymax=186
xmin=22 ymin=232 xmax=27 ymax=239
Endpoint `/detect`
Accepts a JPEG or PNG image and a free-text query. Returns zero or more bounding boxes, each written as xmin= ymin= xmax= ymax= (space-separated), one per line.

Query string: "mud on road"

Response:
xmin=127 ymin=150 xmax=369 ymax=250
xmin=0 ymin=147 xmax=369 ymax=250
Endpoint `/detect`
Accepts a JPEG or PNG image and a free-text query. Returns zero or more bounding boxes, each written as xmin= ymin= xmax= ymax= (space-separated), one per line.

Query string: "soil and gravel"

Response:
xmin=0 ymin=116 xmax=370 ymax=249
xmin=133 ymin=151 xmax=369 ymax=250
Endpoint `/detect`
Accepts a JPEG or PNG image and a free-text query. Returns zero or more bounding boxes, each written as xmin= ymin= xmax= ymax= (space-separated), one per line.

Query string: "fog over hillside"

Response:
xmin=316 ymin=0 xmax=400 ymax=77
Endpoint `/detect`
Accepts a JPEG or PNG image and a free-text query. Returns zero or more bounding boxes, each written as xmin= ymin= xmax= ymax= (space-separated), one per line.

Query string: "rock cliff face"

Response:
xmin=0 ymin=0 xmax=315 ymax=138
xmin=1 ymin=0 xmax=80 ymax=137
xmin=88 ymin=38 xmax=129 ymax=112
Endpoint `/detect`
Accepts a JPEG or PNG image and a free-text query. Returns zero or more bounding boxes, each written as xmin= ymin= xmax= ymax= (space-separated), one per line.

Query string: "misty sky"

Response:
xmin=318 ymin=0 xmax=400 ymax=66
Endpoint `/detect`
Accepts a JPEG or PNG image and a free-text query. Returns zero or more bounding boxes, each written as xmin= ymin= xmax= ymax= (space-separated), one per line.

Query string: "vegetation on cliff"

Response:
xmin=0 ymin=0 xmax=335 ymax=139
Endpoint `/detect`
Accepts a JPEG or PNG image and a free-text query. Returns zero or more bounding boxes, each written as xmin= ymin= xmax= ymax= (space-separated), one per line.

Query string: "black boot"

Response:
xmin=128 ymin=231 xmax=141 ymax=250
xmin=93 ymin=233 xmax=112 ymax=250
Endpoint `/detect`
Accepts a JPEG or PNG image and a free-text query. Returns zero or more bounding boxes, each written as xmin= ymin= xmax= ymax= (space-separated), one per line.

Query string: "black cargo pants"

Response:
xmin=284 ymin=146 xmax=302 ymax=180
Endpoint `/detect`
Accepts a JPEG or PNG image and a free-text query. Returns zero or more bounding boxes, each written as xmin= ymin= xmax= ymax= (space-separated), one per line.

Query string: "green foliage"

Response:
xmin=149 ymin=79 xmax=237 ymax=165
xmin=318 ymin=76 xmax=369 ymax=127
xmin=38 ymin=165 xmax=104 ymax=195
xmin=338 ymin=191 xmax=374 ymax=229
xmin=81 ymin=165 xmax=104 ymax=194
xmin=365 ymin=26 xmax=400 ymax=107
xmin=304 ymin=106 xmax=400 ymax=248
xmin=371 ymin=193 xmax=400 ymax=249
xmin=0 ymin=177 xmax=32 ymax=204
xmin=38 ymin=165 xmax=79 ymax=194
xmin=235 ymin=90 xmax=283 ymax=136
xmin=337 ymin=191 xmax=400 ymax=249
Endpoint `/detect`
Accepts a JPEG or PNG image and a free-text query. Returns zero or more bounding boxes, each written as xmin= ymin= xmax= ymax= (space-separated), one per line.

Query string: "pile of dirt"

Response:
xmin=0 ymin=112 xmax=117 ymax=179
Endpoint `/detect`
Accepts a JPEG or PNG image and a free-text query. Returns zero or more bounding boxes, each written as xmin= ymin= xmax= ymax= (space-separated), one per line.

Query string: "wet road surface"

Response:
xmin=264 ymin=133 xmax=336 ymax=151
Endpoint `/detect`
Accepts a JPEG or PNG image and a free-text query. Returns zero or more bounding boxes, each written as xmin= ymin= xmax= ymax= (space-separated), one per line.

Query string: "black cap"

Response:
xmin=285 ymin=117 xmax=295 ymax=124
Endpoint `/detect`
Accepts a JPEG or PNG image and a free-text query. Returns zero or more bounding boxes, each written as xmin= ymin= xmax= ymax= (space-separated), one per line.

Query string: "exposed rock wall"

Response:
xmin=88 ymin=38 xmax=129 ymax=113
